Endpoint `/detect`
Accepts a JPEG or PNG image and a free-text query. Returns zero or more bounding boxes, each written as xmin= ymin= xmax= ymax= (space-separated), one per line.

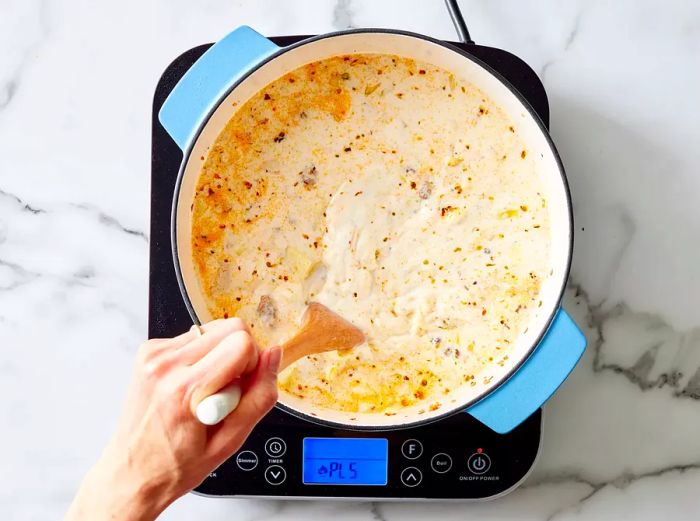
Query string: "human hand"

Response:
xmin=65 ymin=318 xmax=280 ymax=521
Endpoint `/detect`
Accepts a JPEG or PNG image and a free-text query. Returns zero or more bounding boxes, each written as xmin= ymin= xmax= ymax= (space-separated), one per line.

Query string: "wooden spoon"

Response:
xmin=195 ymin=302 xmax=365 ymax=425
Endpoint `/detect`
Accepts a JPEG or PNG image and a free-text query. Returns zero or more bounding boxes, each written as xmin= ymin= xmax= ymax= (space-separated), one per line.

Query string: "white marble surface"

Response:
xmin=1 ymin=0 xmax=699 ymax=519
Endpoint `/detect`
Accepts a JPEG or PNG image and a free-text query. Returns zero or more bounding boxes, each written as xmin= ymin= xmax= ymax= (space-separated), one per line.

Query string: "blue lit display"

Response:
xmin=303 ymin=438 xmax=388 ymax=486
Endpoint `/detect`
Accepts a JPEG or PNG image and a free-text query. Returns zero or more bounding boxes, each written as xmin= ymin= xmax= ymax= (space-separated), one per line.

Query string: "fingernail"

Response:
xmin=267 ymin=346 xmax=282 ymax=374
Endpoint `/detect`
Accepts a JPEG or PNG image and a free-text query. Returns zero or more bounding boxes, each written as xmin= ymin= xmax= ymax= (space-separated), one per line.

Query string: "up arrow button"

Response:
xmin=400 ymin=467 xmax=423 ymax=487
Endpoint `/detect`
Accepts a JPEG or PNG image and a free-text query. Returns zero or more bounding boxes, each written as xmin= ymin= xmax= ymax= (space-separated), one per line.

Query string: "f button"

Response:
xmin=401 ymin=439 xmax=423 ymax=460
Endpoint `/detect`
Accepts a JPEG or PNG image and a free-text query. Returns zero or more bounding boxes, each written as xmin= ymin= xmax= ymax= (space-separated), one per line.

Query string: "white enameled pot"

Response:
xmin=159 ymin=26 xmax=586 ymax=434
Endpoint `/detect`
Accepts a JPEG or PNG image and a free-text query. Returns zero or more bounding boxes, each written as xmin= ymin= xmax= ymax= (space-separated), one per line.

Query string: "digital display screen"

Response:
xmin=303 ymin=438 xmax=388 ymax=486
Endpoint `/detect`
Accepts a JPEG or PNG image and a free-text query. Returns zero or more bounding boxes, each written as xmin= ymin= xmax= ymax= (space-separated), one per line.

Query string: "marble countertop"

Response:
xmin=2 ymin=0 xmax=699 ymax=519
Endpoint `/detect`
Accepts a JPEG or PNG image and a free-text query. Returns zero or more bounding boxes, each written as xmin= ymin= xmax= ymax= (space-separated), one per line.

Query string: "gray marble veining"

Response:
xmin=1 ymin=0 xmax=699 ymax=519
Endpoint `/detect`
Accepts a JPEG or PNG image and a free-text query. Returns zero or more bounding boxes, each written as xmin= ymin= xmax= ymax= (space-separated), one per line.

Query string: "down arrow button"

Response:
xmin=264 ymin=465 xmax=287 ymax=485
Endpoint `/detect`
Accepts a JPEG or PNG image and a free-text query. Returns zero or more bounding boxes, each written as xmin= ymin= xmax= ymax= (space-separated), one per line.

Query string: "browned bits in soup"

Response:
xmin=257 ymin=295 xmax=277 ymax=328
xmin=418 ymin=180 xmax=433 ymax=200
xmin=300 ymin=164 xmax=318 ymax=188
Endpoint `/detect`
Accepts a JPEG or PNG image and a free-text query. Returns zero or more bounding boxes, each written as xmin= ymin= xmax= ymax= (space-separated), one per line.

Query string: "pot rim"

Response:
xmin=170 ymin=27 xmax=574 ymax=431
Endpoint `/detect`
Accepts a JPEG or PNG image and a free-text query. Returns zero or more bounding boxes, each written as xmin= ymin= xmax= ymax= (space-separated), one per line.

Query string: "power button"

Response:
xmin=467 ymin=451 xmax=491 ymax=475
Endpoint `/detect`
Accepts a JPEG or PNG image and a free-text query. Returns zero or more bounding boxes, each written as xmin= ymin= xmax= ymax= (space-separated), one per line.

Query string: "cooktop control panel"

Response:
xmin=193 ymin=407 xmax=541 ymax=499
xmin=151 ymin=35 xmax=548 ymax=500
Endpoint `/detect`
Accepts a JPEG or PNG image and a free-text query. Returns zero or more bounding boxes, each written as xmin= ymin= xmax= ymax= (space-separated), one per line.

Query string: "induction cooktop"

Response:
xmin=149 ymin=27 xmax=549 ymax=499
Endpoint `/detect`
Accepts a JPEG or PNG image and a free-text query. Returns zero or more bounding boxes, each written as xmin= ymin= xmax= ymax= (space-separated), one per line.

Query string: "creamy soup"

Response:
xmin=191 ymin=54 xmax=551 ymax=415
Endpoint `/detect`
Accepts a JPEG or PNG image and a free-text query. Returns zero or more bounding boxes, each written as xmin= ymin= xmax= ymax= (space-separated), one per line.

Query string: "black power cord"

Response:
xmin=444 ymin=0 xmax=474 ymax=44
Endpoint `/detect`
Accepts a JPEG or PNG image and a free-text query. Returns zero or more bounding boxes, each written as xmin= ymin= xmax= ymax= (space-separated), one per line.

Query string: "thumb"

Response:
xmin=205 ymin=347 xmax=281 ymax=462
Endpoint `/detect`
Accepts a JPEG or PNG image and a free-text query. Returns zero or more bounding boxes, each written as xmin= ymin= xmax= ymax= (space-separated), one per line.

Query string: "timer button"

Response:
xmin=430 ymin=453 xmax=452 ymax=474
xmin=467 ymin=452 xmax=491 ymax=475
xmin=264 ymin=465 xmax=287 ymax=485
xmin=265 ymin=437 xmax=287 ymax=457
xmin=400 ymin=467 xmax=422 ymax=487
xmin=401 ymin=439 xmax=423 ymax=460
xmin=235 ymin=450 xmax=258 ymax=471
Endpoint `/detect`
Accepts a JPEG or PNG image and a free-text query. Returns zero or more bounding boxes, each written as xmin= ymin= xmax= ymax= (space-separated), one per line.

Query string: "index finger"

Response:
xmin=187 ymin=329 xmax=260 ymax=413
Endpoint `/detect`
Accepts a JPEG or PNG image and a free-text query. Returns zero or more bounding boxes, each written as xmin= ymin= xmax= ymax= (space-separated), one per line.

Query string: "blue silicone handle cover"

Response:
xmin=159 ymin=26 xmax=279 ymax=150
xmin=466 ymin=308 xmax=586 ymax=433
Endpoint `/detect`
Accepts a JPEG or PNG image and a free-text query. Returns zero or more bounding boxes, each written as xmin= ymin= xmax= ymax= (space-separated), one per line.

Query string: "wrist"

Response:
xmin=66 ymin=447 xmax=176 ymax=521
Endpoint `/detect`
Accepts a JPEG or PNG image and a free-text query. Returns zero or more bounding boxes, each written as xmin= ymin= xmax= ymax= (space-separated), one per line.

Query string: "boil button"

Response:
xmin=467 ymin=452 xmax=491 ymax=475
xmin=430 ymin=453 xmax=452 ymax=473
